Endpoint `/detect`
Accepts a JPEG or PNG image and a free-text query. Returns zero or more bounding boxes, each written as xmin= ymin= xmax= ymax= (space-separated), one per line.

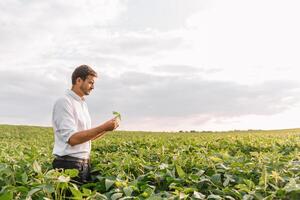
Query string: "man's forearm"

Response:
xmin=91 ymin=131 xmax=106 ymax=141
xmin=68 ymin=124 xmax=108 ymax=146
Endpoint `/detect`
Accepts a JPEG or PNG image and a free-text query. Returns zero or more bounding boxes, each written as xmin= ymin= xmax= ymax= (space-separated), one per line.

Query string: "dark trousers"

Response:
xmin=52 ymin=156 xmax=91 ymax=184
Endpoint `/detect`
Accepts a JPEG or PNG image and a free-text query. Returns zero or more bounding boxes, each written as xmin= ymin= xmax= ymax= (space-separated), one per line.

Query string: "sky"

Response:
xmin=1 ymin=0 xmax=300 ymax=131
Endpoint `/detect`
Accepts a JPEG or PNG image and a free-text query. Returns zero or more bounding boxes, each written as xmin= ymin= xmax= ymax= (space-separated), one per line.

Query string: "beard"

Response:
xmin=80 ymin=85 xmax=91 ymax=95
xmin=83 ymin=90 xmax=90 ymax=95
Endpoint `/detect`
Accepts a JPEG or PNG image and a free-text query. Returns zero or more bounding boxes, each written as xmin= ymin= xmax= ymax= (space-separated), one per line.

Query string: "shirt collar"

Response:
xmin=66 ymin=89 xmax=85 ymax=102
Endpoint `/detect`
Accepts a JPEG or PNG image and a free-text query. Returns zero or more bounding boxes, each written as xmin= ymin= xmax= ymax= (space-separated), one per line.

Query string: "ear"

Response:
xmin=76 ymin=77 xmax=82 ymax=84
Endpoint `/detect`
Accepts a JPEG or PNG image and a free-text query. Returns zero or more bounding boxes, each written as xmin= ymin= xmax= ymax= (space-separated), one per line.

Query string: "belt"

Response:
xmin=55 ymin=155 xmax=90 ymax=164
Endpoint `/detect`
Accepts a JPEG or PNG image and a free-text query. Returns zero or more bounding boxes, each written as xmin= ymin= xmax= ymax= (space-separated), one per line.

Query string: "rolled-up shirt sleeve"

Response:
xmin=53 ymin=98 xmax=77 ymax=144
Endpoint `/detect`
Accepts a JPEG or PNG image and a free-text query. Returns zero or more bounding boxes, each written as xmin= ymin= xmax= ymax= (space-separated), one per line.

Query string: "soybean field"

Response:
xmin=1 ymin=125 xmax=300 ymax=199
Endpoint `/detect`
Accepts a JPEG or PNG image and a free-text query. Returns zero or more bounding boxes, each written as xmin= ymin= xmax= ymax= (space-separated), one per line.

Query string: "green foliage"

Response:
xmin=113 ymin=111 xmax=122 ymax=121
xmin=1 ymin=124 xmax=300 ymax=199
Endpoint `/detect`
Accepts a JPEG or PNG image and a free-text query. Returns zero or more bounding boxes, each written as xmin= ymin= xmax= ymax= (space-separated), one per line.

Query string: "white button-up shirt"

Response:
xmin=52 ymin=89 xmax=92 ymax=159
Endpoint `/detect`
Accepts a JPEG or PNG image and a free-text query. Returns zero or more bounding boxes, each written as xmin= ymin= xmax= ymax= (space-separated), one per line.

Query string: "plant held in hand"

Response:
xmin=113 ymin=111 xmax=121 ymax=121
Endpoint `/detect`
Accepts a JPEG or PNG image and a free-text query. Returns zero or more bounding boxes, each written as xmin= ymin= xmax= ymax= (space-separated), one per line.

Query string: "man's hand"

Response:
xmin=103 ymin=117 xmax=119 ymax=131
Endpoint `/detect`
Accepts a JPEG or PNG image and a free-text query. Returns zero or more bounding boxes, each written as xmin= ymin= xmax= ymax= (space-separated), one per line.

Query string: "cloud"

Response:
xmin=0 ymin=0 xmax=189 ymax=68
xmin=48 ymin=31 xmax=184 ymax=64
xmin=0 ymin=0 xmax=202 ymax=77
xmin=0 ymin=67 xmax=300 ymax=130
xmin=184 ymin=0 xmax=300 ymax=84
xmin=113 ymin=0 xmax=209 ymax=31
xmin=0 ymin=68 xmax=69 ymax=124
xmin=152 ymin=64 xmax=221 ymax=75
xmin=0 ymin=0 xmax=126 ymax=29
xmin=0 ymin=0 xmax=127 ymax=69
xmin=88 ymin=71 xmax=300 ymax=124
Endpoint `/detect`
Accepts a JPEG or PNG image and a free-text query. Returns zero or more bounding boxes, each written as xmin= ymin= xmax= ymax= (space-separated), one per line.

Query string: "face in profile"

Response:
xmin=79 ymin=75 xmax=96 ymax=95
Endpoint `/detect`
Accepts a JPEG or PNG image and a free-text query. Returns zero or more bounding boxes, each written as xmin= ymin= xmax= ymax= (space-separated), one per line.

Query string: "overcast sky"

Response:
xmin=1 ymin=0 xmax=300 ymax=131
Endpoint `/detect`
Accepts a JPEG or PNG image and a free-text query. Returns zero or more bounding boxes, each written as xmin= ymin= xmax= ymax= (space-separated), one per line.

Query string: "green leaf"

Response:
xmin=235 ymin=184 xmax=251 ymax=193
xmin=207 ymin=194 xmax=222 ymax=200
xmin=223 ymin=174 xmax=235 ymax=187
xmin=43 ymin=184 xmax=55 ymax=194
xmin=192 ymin=191 xmax=206 ymax=199
xmin=147 ymin=196 xmax=162 ymax=200
xmin=111 ymin=193 xmax=123 ymax=200
xmin=224 ymin=195 xmax=235 ymax=200
xmin=183 ymin=187 xmax=196 ymax=194
xmin=211 ymin=174 xmax=222 ymax=185
xmin=0 ymin=191 xmax=13 ymax=200
xmin=15 ymin=186 xmax=29 ymax=193
xmin=123 ymin=187 xmax=133 ymax=196
xmin=143 ymin=188 xmax=154 ymax=196
xmin=175 ymin=165 xmax=185 ymax=178
xmin=242 ymin=194 xmax=253 ymax=200
xmin=65 ymin=169 xmax=79 ymax=178
xmin=57 ymin=175 xmax=70 ymax=183
xmin=284 ymin=178 xmax=300 ymax=193
xmin=119 ymin=197 xmax=134 ymax=200
xmin=26 ymin=188 xmax=42 ymax=199
xmin=21 ymin=172 xmax=28 ymax=183
xmin=32 ymin=160 xmax=41 ymax=174
xmin=243 ymin=179 xmax=255 ymax=190
xmin=210 ymin=156 xmax=223 ymax=163
xmin=105 ymin=179 xmax=115 ymax=191
xmin=82 ymin=188 xmax=92 ymax=196
xmin=87 ymin=193 xmax=108 ymax=200
xmin=113 ymin=111 xmax=122 ymax=120
xmin=70 ymin=188 xmax=83 ymax=199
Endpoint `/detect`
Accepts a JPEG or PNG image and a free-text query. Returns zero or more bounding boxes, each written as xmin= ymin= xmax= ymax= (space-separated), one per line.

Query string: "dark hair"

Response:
xmin=72 ymin=65 xmax=97 ymax=85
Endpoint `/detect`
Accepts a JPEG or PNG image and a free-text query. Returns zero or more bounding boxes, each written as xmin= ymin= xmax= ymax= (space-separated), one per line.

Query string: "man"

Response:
xmin=52 ymin=65 xmax=119 ymax=183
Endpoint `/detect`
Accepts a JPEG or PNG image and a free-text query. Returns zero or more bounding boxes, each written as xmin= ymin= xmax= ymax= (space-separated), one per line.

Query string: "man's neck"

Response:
xmin=71 ymin=87 xmax=84 ymax=99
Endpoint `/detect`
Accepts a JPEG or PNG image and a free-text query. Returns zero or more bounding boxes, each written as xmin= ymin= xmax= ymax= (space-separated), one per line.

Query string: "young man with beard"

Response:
xmin=52 ymin=65 xmax=119 ymax=183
